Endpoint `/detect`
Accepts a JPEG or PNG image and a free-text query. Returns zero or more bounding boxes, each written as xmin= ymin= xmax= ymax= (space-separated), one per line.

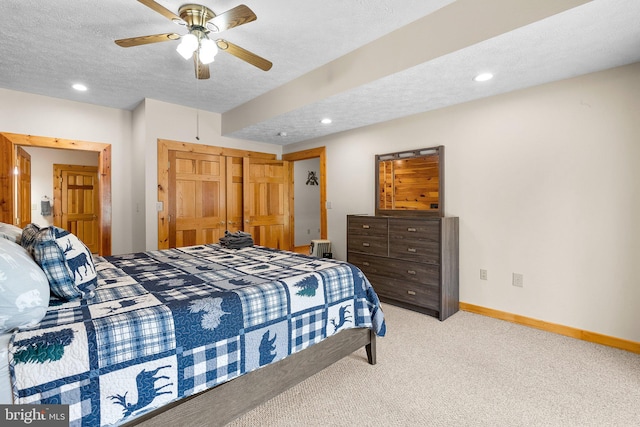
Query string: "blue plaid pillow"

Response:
xmin=29 ymin=226 xmax=97 ymax=300
xmin=20 ymin=223 xmax=40 ymax=250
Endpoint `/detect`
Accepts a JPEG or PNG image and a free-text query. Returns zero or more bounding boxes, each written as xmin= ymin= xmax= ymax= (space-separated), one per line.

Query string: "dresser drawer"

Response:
xmin=347 ymin=235 xmax=388 ymax=256
xmin=389 ymin=218 xmax=440 ymax=242
xmin=367 ymin=273 xmax=439 ymax=311
xmin=347 ymin=216 xmax=388 ymax=237
xmin=389 ymin=239 xmax=440 ymax=264
xmin=348 ymin=252 xmax=439 ymax=286
xmin=347 ymin=252 xmax=382 ymax=276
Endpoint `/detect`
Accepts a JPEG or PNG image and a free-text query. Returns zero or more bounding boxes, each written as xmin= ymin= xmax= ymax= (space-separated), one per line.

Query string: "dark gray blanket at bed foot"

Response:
xmin=219 ymin=230 xmax=255 ymax=249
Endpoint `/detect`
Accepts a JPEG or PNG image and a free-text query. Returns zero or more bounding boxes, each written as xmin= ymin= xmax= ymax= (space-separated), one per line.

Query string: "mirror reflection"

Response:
xmin=376 ymin=146 xmax=443 ymax=216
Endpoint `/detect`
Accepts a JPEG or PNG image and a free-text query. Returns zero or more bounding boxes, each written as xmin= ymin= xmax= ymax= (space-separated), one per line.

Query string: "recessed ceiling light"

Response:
xmin=320 ymin=118 xmax=332 ymax=124
xmin=473 ymin=73 xmax=494 ymax=82
xmin=72 ymin=83 xmax=88 ymax=91
xmin=278 ymin=131 xmax=288 ymax=137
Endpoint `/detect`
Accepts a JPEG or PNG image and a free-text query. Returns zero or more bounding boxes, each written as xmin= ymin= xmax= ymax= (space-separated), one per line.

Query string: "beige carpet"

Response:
xmin=227 ymin=304 xmax=640 ymax=426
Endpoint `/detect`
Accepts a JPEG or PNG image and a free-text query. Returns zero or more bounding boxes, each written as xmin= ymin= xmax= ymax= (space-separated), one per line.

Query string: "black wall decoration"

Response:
xmin=306 ymin=171 xmax=319 ymax=186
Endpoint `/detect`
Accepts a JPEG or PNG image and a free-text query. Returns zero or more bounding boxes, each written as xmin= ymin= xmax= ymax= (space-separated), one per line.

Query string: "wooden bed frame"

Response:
xmin=123 ymin=327 xmax=376 ymax=427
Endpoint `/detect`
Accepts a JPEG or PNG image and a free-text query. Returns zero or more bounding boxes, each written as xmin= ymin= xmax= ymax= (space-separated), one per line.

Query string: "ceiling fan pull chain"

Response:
xmin=196 ymin=78 xmax=200 ymax=140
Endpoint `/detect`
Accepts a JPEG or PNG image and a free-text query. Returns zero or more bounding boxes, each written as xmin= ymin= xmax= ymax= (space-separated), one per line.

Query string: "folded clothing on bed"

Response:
xmin=219 ymin=230 xmax=254 ymax=249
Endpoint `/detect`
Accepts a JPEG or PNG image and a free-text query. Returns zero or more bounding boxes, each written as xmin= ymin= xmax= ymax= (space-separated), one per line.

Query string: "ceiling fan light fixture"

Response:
xmin=199 ymin=38 xmax=218 ymax=64
xmin=114 ymin=2 xmax=269 ymax=78
xmin=176 ymin=33 xmax=199 ymax=59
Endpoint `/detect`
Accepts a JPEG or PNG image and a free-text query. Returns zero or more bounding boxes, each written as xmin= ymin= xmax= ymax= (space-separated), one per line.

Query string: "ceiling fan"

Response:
xmin=115 ymin=0 xmax=272 ymax=79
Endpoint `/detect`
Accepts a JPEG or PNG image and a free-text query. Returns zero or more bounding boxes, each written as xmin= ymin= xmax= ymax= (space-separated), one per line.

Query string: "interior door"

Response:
xmin=168 ymin=150 xmax=226 ymax=248
xmin=243 ymin=158 xmax=290 ymax=250
xmin=16 ymin=146 xmax=31 ymax=227
xmin=54 ymin=164 xmax=100 ymax=253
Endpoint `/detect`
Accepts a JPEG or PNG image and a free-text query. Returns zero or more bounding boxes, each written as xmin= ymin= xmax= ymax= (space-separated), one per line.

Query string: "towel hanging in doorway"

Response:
xmin=41 ymin=196 xmax=52 ymax=216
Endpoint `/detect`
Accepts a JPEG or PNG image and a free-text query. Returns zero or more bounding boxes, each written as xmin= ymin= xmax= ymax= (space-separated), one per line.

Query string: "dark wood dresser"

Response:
xmin=347 ymin=215 xmax=459 ymax=320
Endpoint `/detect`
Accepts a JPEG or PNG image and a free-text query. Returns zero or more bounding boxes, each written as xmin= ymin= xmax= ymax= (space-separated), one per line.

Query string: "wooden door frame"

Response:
xmin=282 ymin=147 xmax=327 ymax=251
xmin=157 ymin=139 xmax=276 ymax=249
xmin=0 ymin=133 xmax=112 ymax=256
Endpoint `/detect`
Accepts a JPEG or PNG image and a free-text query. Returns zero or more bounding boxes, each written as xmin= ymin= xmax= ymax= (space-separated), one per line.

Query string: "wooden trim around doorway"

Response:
xmin=283 ymin=146 xmax=327 ymax=250
xmin=0 ymin=132 xmax=112 ymax=256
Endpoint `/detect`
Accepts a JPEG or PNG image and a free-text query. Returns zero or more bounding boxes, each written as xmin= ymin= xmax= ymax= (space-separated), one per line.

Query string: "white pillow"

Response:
xmin=0 ymin=222 xmax=22 ymax=244
xmin=0 ymin=239 xmax=49 ymax=333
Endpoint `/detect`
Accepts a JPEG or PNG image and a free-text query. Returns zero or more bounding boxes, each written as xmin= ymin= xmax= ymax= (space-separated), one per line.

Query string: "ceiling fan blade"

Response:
xmin=115 ymin=33 xmax=181 ymax=47
xmin=207 ymin=5 xmax=257 ymax=32
xmin=215 ymin=39 xmax=272 ymax=71
xmin=194 ymin=53 xmax=211 ymax=80
xmin=138 ymin=0 xmax=184 ymax=24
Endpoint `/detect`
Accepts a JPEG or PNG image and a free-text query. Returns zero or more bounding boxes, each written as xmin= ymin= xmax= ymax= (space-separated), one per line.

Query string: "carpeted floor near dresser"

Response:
xmin=227 ymin=303 xmax=639 ymax=426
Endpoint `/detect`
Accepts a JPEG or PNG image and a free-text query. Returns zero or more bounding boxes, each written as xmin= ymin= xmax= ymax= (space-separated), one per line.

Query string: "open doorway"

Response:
xmin=283 ymin=147 xmax=327 ymax=254
xmin=0 ymin=132 xmax=112 ymax=256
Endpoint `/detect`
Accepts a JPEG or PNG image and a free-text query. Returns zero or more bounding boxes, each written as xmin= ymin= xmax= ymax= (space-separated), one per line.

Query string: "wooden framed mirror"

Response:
xmin=375 ymin=145 xmax=444 ymax=217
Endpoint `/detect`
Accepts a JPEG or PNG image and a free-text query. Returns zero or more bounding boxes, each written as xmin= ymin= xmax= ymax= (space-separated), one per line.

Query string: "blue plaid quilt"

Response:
xmin=8 ymin=245 xmax=386 ymax=426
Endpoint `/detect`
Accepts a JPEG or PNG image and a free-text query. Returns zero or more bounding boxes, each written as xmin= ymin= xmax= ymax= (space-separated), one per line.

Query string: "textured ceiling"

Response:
xmin=0 ymin=0 xmax=639 ymax=145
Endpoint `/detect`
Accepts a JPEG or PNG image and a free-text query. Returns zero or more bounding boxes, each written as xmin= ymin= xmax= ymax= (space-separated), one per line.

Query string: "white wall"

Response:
xmin=284 ymin=63 xmax=640 ymax=342
xmin=22 ymin=146 xmax=98 ymax=227
xmin=0 ymin=88 xmax=134 ymax=255
xmin=131 ymin=101 xmax=147 ymax=252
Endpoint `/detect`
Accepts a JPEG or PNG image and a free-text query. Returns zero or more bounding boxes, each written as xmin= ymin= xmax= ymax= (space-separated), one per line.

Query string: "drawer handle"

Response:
xmin=407 ymin=270 xmax=416 ymax=275
xmin=407 ymin=227 xmax=417 ymax=232
xmin=362 ymin=242 xmax=370 ymax=247
xmin=407 ymin=248 xmax=417 ymax=253
xmin=363 ymin=261 xmax=370 ymax=266
xmin=407 ymin=290 xmax=417 ymax=296
xmin=362 ymin=224 xmax=370 ymax=229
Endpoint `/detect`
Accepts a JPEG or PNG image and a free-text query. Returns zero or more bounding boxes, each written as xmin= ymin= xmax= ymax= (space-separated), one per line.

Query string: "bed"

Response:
xmin=1 ymin=224 xmax=385 ymax=427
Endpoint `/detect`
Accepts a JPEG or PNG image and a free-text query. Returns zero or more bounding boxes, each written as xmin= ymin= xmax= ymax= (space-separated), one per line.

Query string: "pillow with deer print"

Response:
xmin=25 ymin=225 xmax=97 ymax=300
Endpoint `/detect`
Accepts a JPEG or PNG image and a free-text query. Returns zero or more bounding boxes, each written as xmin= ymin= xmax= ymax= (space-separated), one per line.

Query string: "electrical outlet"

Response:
xmin=480 ymin=269 xmax=488 ymax=280
xmin=512 ymin=273 xmax=524 ymax=287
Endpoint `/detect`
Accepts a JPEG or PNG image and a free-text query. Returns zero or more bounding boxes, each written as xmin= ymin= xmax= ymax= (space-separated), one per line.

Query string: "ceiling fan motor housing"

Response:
xmin=179 ymin=4 xmax=217 ymax=31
